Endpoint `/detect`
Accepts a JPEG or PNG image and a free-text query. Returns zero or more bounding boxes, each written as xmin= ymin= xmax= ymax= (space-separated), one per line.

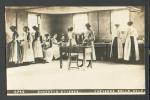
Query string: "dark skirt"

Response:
xmin=111 ymin=37 xmax=118 ymax=61
xmin=130 ymin=36 xmax=136 ymax=62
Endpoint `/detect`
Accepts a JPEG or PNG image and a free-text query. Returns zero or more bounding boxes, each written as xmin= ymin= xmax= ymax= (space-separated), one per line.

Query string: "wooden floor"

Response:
xmin=7 ymin=61 xmax=145 ymax=90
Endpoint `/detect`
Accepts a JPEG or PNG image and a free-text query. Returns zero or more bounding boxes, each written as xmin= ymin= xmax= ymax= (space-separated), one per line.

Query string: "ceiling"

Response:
xmin=5 ymin=6 xmax=143 ymax=14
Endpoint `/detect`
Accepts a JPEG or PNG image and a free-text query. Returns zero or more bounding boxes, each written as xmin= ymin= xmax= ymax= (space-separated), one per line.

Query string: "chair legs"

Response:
xmin=68 ymin=55 xmax=79 ymax=70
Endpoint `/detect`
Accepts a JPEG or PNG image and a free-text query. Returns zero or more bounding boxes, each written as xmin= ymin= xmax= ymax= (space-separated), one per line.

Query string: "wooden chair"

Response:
xmin=68 ymin=46 xmax=79 ymax=70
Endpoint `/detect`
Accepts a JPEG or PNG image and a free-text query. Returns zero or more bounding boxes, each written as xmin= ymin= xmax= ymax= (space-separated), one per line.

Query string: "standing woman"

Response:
xmin=22 ymin=26 xmax=35 ymax=64
xmin=51 ymin=33 xmax=60 ymax=59
xmin=124 ymin=21 xmax=140 ymax=62
xmin=110 ymin=24 xmax=123 ymax=62
xmin=9 ymin=26 xmax=20 ymax=64
xmin=43 ymin=34 xmax=53 ymax=63
xmin=32 ymin=26 xmax=43 ymax=62
xmin=68 ymin=27 xmax=77 ymax=46
xmin=83 ymin=23 xmax=96 ymax=67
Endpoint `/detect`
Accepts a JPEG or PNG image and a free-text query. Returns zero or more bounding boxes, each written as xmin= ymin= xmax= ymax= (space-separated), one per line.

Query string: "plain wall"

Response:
xmin=98 ymin=11 xmax=111 ymax=42
xmin=5 ymin=9 xmax=144 ymax=43
xmin=130 ymin=11 xmax=144 ymax=38
xmin=5 ymin=9 xmax=16 ymax=42
xmin=40 ymin=14 xmax=73 ymax=40
xmin=17 ymin=10 xmax=28 ymax=36
xmin=5 ymin=9 xmax=28 ymax=42
xmin=51 ymin=14 xmax=73 ymax=34
xmin=88 ymin=12 xmax=99 ymax=40
xmin=40 ymin=14 xmax=54 ymax=35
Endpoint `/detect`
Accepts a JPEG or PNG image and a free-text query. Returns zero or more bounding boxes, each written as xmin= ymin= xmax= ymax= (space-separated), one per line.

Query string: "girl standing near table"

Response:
xmin=68 ymin=27 xmax=77 ymax=46
xmin=83 ymin=23 xmax=96 ymax=67
xmin=43 ymin=34 xmax=53 ymax=63
xmin=51 ymin=33 xmax=60 ymax=59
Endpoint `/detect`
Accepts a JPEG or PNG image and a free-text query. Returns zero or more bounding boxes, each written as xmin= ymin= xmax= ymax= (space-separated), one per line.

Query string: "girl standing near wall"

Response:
xmin=9 ymin=26 xmax=20 ymax=64
xmin=32 ymin=26 xmax=43 ymax=63
xmin=110 ymin=24 xmax=123 ymax=62
xmin=22 ymin=26 xmax=35 ymax=64
xmin=124 ymin=21 xmax=140 ymax=62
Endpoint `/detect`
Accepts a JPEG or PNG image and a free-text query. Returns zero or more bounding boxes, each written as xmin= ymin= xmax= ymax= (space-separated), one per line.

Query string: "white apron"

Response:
xmin=110 ymin=37 xmax=123 ymax=59
xmin=22 ymin=32 xmax=34 ymax=62
xmin=110 ymin=27 xmax=123 ymax=59
xmin=33 ymin=37 xmax=43 ymax=58
xmin=68 ymin=31 xmax=77 ymax=46
xmin=9 ymin=33 xmax=19 ymax=63
xmin=124 ymin=26 xmax=140 ymax=61
xmin=79 ymin=29 xmax=96 ymax=60
xmin=43 ymin=41 xmax=53 ymax=62
xmin=52 ymin=38 xmax=60 ymax=59
xmin=85 ymin=41 xmax=96 ymax=60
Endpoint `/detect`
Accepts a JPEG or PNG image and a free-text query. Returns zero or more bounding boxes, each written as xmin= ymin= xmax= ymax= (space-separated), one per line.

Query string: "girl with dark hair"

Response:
xmin=32 ymin=26 xmax=43 ymax=62
xmin=22 ymin=26 xmax=35 ymax=63
xmin=110 ymin=24 xmax=123 ymax=62
xmin=68 ymin=27 xmax=76 ymax=46
xmin=9 ymin=26 xmax=20 ymax=64
xmin=43 ymin=34 xmax=53 ymax=63
xmin=83 ymin=23 xmax=96 ymax=67
xmin=51 ymin=33 xmax=60 ymax=59
xmin=124 ymin=21 xmax=140 ymax=62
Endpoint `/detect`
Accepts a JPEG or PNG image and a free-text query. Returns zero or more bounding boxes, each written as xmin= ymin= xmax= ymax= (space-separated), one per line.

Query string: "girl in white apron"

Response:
xmin=43 ymin=34 xmax=53 ymax=63
xmin=22 ymin=26 xmax=35 ymax=64
xmin=110 ymin=24 xmax=123 ymax=62
xmin=68 ymin=27 xmax=77 ymax=46
xmin=9 ymin=26 xmax=20 ymax=64
xmin=124 ymin=21 xmax=140 ymax=62
xmin=32 ymin=26 xmax=43 ymax=63
xmin=51 ymin=34 xmax=60 ymax=59
xmin=83 ymin=23 xmax=96 ymax=67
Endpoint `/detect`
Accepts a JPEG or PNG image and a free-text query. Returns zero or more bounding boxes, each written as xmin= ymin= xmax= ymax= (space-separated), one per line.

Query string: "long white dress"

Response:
xmin=110 ymin=27 xmax=123 ymax=59
xmin=124 ymin=26 xmax=140 ymax=61
xmin=9 ymin=32 xmax=20 ymax=63
xmin=32 ymin=32 xmax=43 ymax=58
xmin=51 ymin=38 xmax=60 ymax=59
xmin=43 ymin=39 xmax=53 ymax=62
xmin=22 ymin=32 xmax=35 ymax=62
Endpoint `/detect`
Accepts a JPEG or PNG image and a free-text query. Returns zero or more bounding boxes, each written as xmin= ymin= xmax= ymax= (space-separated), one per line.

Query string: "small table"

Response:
xmin=94 ymin=43 xmax=111 ymax=60
xmin=59 ymin=45 xmax=93 ymax=69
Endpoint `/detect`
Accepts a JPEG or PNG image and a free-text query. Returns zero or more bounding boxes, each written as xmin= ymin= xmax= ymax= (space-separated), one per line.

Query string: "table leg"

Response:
xmin=83 ymin=48 xmax=86 ymax=68
xmin=60 ymin=47 xmax=62 ymax=69
xmin=91 ymin=47 xmax=93 ymax=68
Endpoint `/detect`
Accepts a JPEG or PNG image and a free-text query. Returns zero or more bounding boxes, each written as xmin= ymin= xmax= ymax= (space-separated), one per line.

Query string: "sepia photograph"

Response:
xmin=5 ymin=6 xmax=145 ymax=95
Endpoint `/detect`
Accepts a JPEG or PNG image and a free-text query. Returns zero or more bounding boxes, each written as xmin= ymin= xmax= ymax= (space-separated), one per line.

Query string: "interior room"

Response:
xmin=5 ymin=6 xmax=145 ymax=94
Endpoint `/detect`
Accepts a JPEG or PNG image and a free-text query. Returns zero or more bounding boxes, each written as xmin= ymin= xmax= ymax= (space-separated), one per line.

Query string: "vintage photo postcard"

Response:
xmin=5 ymin=6 xmax=146 ymax=95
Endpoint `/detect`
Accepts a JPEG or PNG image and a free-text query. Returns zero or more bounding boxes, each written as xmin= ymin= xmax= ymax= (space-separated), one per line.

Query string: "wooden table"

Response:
xmin=94 ymin=43 xmax=111 ymax=60
xmin=59 ymin=45 xmax=93 ymax=69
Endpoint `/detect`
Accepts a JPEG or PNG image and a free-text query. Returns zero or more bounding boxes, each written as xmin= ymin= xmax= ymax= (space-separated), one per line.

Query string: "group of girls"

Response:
xmin=110 ymin=21 xmax=140 ymax=63
xmin=7 ymin=21 xmax=140 ymax=67
xmin=7 ymin=25 xmax=60 ymax=65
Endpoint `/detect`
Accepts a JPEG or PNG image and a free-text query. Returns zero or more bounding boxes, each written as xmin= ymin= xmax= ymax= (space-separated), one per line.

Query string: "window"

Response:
xmin=73 ymin=14 xmax=88 ymax=34
xmin=111 ymin=10 xmax=129 ymax=32
xmin=28 ymin=13 xmax=39 ymax=33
